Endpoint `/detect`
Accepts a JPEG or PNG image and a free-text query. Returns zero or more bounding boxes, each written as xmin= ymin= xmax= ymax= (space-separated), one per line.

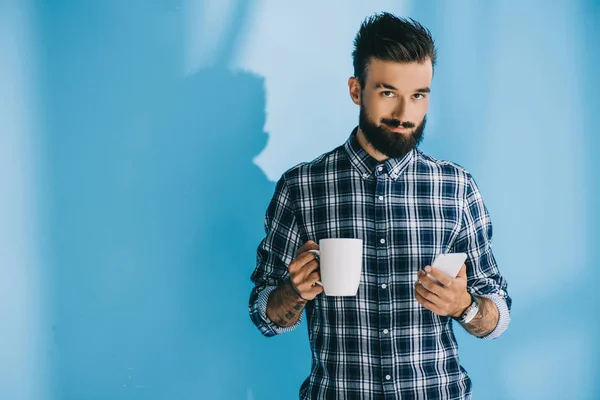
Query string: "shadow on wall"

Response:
xmin=41 ymin=2 xmax=309 ymax=399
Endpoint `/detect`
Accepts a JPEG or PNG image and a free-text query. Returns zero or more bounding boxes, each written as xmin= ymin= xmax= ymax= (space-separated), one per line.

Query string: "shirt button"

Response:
xmin=383 ymin=329 xmax=389 ymax=335
xmin=381 ymin=284 xmax=387 ymax=289
xmin=377 ymin=166 xmax=383 ymax=172
xmin=380 ymin=238 xmax=386 ymax=244
xmin=378 ymin=196 xmax=384 ymax=201
xmin=385 ymin=375 xmax=391 ymax=381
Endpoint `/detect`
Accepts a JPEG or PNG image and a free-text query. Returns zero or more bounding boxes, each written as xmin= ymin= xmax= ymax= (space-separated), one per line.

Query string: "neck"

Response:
xmin=356 ymin=127 xmax=389 ymax=163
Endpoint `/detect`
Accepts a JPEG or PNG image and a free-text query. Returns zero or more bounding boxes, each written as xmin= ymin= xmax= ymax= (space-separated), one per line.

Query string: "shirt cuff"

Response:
xmin=479 ymin=294 xmax=510 ymax=340
xmin=256 ymin=285 xmax=303 ymax=335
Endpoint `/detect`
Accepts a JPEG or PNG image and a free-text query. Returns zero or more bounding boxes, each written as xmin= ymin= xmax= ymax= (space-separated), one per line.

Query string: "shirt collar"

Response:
xmin=343 ymin=127 xmax=416 ymax=181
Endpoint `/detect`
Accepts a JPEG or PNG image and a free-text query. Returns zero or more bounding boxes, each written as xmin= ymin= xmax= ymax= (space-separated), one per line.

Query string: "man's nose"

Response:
xmin=391 ymin=97 xmax=408 ymax=121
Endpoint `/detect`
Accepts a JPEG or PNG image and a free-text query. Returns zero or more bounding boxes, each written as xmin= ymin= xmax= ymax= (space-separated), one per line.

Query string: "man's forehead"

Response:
xmin=365 ymin=58 xmax=433 ymax=90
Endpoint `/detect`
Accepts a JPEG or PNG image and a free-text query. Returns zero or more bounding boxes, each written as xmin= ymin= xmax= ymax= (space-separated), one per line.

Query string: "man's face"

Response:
xmin=356 ymin=58 xmax=433 ymax=158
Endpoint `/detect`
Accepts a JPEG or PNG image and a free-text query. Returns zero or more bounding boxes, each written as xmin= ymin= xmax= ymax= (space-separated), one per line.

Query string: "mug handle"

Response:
xmin=307 ymin=249 xmax=323 ymax=286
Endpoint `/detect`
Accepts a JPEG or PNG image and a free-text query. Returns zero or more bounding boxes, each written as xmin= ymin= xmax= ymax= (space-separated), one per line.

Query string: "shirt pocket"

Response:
xmin=403 ymin=201 xmax=463 ymax=260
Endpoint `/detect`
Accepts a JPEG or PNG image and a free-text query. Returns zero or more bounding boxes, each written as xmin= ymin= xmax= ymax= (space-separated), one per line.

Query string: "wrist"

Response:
xmin=285 ymin=278 xmax=308 ymax=302
xmin=452 ymin=291 xmax=474 ymax=319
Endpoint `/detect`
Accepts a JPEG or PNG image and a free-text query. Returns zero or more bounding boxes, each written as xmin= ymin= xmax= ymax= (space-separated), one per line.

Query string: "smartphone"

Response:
xmin=429 ymin=253 xmax=468 ymax=283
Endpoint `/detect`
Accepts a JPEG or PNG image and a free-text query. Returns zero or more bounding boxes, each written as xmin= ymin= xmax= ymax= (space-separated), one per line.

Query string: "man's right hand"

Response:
xmin=288 ymin=240 xmax=323 ymax=300
xmin=266 ymin=240 xmax=323 ymax=327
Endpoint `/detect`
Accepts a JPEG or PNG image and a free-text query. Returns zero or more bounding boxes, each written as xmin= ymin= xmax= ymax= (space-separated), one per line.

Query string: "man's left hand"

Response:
xmin=414 ymin=264 xmax=472 ymax=318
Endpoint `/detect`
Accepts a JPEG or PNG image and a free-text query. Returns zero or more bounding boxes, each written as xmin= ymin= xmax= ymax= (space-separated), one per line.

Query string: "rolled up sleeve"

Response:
xmin=452 ymin=173 xmax=512 ymax=340
xmin=249 ymin=175 xmax=303 ymax=337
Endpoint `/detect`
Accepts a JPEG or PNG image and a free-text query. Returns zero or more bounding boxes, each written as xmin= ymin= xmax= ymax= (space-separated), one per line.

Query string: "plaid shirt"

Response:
xmin=249 ymin=129 xmax=511 ymax=399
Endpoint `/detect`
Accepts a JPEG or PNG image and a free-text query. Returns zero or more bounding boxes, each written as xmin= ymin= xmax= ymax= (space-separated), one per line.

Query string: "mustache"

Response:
xmin=380 ymin=118 xmax=416 ymax=129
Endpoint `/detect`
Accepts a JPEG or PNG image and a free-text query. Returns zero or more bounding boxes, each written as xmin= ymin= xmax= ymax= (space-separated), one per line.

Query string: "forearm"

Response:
xmin=460 ymin=296 xmax=499 ymax=338
xmin=266 ymin=280 xmax=307 ymax=328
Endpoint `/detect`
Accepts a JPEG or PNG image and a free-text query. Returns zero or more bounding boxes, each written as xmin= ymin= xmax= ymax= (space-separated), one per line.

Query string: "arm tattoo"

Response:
xmin=266 ymin=280 xmax=307 ymax=327
xmin=461 ymin=296 xmax=499 ymax=338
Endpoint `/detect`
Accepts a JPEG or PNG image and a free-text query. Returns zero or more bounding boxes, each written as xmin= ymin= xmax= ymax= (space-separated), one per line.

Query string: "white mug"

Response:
xmin=308 ymin=238 xmax=363 ymax=296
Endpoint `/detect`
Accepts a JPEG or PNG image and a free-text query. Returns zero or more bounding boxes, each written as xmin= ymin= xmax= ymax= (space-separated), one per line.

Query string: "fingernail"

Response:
xmin=424 ymin=266 xmax=432 ymax=273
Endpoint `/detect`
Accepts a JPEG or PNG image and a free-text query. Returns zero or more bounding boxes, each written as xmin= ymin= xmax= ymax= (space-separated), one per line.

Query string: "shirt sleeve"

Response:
xmin=452 ymin=173 xmax=512 ymax=340
xmin=248 ymin=175 xmax=304 ymax=337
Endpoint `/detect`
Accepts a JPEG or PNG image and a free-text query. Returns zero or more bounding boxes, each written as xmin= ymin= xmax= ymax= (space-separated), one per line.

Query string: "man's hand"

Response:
xmin=266 ymin=240 xmax=323 ymax=328
xmin=289 ymin=240 xmax=323 ymax=301
xmin=414 ymin=264 xmax=472 ymax=318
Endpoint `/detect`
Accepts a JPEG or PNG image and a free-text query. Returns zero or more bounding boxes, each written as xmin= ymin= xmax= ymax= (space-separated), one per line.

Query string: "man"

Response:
xmin=249 ymin=12 xmax=511 ymax=399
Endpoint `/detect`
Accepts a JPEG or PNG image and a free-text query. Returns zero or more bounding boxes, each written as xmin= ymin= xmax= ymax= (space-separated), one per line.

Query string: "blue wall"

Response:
xmin=1 ymin=0 xmax=598 ymax=399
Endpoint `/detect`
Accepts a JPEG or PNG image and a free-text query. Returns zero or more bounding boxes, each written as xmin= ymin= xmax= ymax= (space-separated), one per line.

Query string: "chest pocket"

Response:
xmin=391 ymin=197 xmax=463 ymax=267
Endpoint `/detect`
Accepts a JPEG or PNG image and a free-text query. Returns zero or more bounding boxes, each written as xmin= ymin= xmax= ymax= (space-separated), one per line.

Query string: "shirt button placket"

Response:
xmin=375 ymin=165 xmax=394 ymax=393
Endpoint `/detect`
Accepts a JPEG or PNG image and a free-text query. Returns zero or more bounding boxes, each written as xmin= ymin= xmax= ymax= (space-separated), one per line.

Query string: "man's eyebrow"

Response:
xmin=374 ymin=83 xmax=431 ymax=93
xmin=374 ymin=82 xmax=398 ymax=90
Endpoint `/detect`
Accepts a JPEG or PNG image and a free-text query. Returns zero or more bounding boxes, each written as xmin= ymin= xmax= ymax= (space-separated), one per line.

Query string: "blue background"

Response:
xmin=0 ymin=0 xmax=598 ymax=399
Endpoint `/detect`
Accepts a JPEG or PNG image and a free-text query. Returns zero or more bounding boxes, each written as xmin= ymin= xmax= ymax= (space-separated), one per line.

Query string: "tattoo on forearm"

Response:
xmin=461 ymin=296 xmax=499 ymax=338
xmin=267 ymin=280 xmax=307 ymax=328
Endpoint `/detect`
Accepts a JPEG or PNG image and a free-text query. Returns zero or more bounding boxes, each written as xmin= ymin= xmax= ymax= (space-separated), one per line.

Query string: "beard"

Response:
xmin=359 ymin=104 xmax=426 ymax=159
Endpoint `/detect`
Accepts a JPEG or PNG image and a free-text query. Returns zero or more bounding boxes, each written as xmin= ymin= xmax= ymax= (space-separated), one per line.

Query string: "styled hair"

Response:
xmin=352 ymin=13 xmax=437 ymax=85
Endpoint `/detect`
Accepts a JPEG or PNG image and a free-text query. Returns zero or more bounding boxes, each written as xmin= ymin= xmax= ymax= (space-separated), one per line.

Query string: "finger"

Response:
xmin=414 ymin=288 xmax=441 ymax=314
xmin=417 ymin=270 xmax=443 ymax=296
xmin=424 ymin=266 xmax=452 ymax=287
xmin=414 ymin=281 xmax=441 ymax=306
xmin=305 ymin=240 xmax=318 ymax=247
xmin=307 ymin=284 xmax=324 ymax=297
xmin=290 ymin=259 xmax=319 ymax=285
xmin=306 ymin=270 xmax=321 ymax=283
xmin=299 ymin=271 xmax=323 ymax=299
xmin=295 ymin=240 xmax=319 ymax=258
xmin=300 ymin=248 xmax=320 ymax=263
xmin=299 ymin=259 xmax=320 ymax=276
xmin=290 ymin=251 xmax=320 ymax=272
xmin=303 ymin=283 xmax=323 ymax=299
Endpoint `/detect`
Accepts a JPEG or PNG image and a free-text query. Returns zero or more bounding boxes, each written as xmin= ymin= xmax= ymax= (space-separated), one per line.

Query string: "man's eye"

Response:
xmin=413 ymin=93 xmax=426 ymax=100
xmin=382 ymin=91 xmax=395 ymax=98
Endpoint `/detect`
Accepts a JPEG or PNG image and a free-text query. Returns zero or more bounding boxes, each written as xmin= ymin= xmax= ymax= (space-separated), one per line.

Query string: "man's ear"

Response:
xmin=348 ymin=77 xmax=362 ymax=106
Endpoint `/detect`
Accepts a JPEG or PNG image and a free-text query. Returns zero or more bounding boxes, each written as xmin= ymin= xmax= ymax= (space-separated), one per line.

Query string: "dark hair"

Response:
xmin=352 ymin=13 xmax=437 ymax=85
